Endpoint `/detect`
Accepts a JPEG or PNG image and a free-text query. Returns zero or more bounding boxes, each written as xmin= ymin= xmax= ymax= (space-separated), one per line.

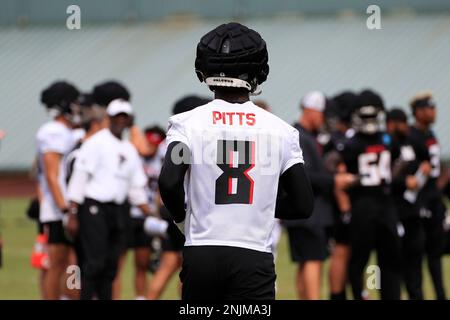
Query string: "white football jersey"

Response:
xmin=68 ymin=128 xmax=147 ymax=205
xmin=36 ymin=121 xmax=76 ymax=223
xmin=166 ymin=99 xmax=304 ymax=253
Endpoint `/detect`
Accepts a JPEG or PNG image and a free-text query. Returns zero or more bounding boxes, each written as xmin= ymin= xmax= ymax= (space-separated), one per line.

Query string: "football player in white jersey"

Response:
xmin=158 ymin=22 xmax=314 ymax=300
xmin=36 ymin=81 xmax=81 ymax=299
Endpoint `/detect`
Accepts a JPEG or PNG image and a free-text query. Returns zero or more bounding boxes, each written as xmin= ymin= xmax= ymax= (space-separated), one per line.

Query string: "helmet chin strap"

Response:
xmin=205 ymin=77 xmax=251 ymax=91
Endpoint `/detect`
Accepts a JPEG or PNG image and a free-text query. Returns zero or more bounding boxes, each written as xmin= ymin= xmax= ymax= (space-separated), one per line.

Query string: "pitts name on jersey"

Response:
xmin=212 ymin=110 xmax=256 ymax=126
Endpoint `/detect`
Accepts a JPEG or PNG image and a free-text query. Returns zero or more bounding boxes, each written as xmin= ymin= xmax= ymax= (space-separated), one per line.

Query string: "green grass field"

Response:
xmin=0 ymin=198 xmax=449 ymax=300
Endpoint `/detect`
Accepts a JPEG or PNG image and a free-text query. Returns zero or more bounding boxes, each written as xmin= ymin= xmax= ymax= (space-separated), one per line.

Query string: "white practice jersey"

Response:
xmin=68 ymin=128 xmax=147 ymax=205
xmin=166 ymin=99 xmax=304 ymax=253
xmin=36 ymin=121 xmax=76 ymax=223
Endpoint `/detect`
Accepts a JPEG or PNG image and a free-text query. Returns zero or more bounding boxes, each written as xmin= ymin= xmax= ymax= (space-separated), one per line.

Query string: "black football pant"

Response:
xmin=348 ymin=196 xmax=402 ymax=300
xmin=180 ymin=246 xmax=276 ymax=300
xmin=397 ymin=201 xmax=425 ymax=300
xmin=78 ymin=198 xmax=125 ymax=300
xmin=422 ymin=201 xmax=447 ymax=300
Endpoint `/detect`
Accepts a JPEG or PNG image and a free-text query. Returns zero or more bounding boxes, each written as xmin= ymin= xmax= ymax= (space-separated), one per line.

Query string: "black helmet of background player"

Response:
xmin=386 ymin=108 xmax=409 ymax=139
xmin=352 ymin=89 xmax=385 ymax=135
xmin=410 ymin=92 xmax=436 ymax=125
xmin=333 ymin=91 xmax=359 ymax=128
xmin=195 ymin=22 xmax=269 ymax=95
xmin=172 ymin=95 xmax=211 ymax=115
xmin=92 ymin=80 xmax=131 ymax=107
xmin=40 ymin=81 xmax=81 ymax=126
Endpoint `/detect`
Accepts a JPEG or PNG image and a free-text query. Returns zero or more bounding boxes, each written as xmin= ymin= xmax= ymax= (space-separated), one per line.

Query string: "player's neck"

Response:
xmin=84 ymin=126 xmax=102 ymax=141
xmin=414 ymin=121 xmax=429 ymax=132
xmin=55 ymin=116 xmax=72 ymax=129
xmin=299 ymin=117 xmax=313 ymax=133
xmin=214 ymin=89 xmax=249 ymax=104
xmin=108 ymin=127 xmax=123 ymax=140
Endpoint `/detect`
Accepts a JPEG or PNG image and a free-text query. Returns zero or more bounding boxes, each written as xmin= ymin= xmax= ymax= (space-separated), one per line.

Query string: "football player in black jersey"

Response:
xmin=408 ymin=92 xmax=447 ymax=300
xmin=324 ymin=91 xmax=358 ymax=300
xmin=342 ymin=90 xmax=402 ymax=300
xmin=386 ymin=108 xmax=430 ymax=299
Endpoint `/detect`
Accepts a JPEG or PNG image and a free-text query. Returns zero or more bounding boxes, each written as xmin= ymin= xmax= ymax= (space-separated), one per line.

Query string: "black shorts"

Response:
xmin=333 ymin=215 xmax=350 ymax=245
xmin=180 ymin=246 xmax=275 ymax=300
xmin=161 ymin=221 xmax=185 ymax=252
xmin=286 ymin=226 xmax=329 ymax=262
xmin=44 ymin=221 xmax=71 ymax=245
xmin=37 ymin=221 xmax=45 ymax=235
xmin=128 ymin=217 xmax=153 ymax=249
xmin=159 ymin=206 xmax=185 ymax=252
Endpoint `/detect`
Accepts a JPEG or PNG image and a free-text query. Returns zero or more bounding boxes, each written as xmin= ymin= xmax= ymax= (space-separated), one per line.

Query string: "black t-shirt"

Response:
xmin=408 ymin=126 xmax=441 ymax=204
xmin=341 ymin=132 xmax=395 ymax=198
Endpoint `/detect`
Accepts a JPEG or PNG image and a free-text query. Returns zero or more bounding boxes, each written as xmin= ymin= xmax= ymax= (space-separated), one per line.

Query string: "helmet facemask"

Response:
xmin=48 ymin=101 xmax=82 ymax=127
xmin=352 ymin=105 xmax=385 ymax=135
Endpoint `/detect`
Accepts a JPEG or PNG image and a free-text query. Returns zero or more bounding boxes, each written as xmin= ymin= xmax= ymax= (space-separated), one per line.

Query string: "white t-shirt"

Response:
xmin=72 ymin=128 xmax=86 ymax=142
xmin=68 ymin=128 xmax=147 ymax=205
xmin=165 ymin=99 xmax=304 ymax=253
xmin=36 ymin=121 xmax=76 ymax=223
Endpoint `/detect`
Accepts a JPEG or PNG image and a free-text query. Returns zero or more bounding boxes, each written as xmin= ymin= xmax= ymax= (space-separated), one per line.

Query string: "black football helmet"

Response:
xmin=352 ymin=89 xmax=385 ymax=135
xmin=40 ymin=81 xmax=81 ymax=125
xmin=195 ymin=22 xmax=269 ymax=95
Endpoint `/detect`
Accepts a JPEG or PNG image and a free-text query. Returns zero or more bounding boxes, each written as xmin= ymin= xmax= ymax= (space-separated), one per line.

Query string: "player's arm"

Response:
xmin=275 ymin=163 xmax=314 ymax=220
xmin=66 ymin=164 xmax=89 ymax=238
xmin=67 ymin=142 xmax=98 ymax=211
xmin=129 ymin=124 xmax=155 ymax=157
xmin=390 ymin=143 xmax=412 ymax=192
xmin=128 ymin=151 xmax=160 ymax=217
xmin=335 ymin=187 xmax=351 ymax=211
xmin=437 ymin=162 xmax=450 ymax=194
xmin=43 ymin=152 xmax=67 ymax=211
xmin=333 ymin=162 xmax=352 ymax=223
xmin=158 ymin=141 xmax=190 ymax=223
xmin=129 ymin=187 xmax=157 ymax=217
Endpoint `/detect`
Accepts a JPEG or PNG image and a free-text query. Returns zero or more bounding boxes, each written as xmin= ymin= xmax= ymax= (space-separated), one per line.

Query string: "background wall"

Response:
xmin=1 ymin=1 xmax=450 ymax=170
